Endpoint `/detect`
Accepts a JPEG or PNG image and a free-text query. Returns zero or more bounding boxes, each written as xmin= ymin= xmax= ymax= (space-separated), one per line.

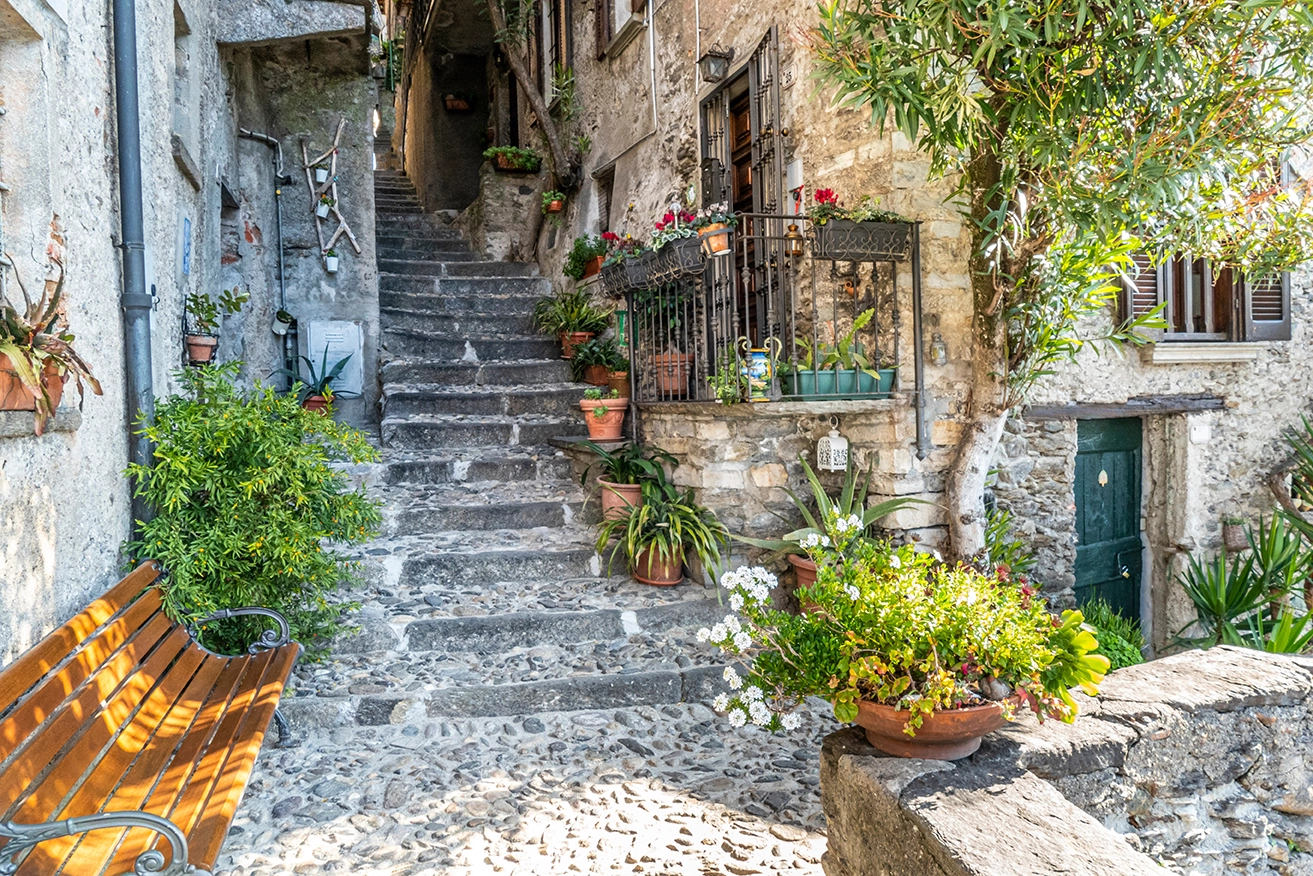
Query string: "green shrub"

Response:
xmin=563 ymin=234 xmax=608 ymax=280
xmin=1081 ymin=598 xmax=1145 ymax=670
xmin=123 ymin=363 xmax=382 ymax=658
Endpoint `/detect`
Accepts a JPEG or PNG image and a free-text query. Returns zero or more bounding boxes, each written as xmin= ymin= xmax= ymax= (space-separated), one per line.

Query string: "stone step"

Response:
xmin=381 ymin=413 xmax=588 ymax=449
xmin=376 ymin=232 xmax=470 ymax=250
xmin=385 ymin=498 xmax=590 ymax=535
xmin=377 ymin=205 xmax=426 ymax=216
xmin=382 ymin=329 xmax=558 ymax=361
xmin=380 ymin=358 xmax=572 ymax=387
xmin=376 ymin=214 xmax=460 ymax=232
xmin=379 ymin=306 xmax=535 ymax=336
xmin=380 ymin=275 xmax=549 ymax=301
xmin=379 ymin=247 xmax=476 ymax=263
xmin=383 ymin=385 xmax=586 ymax=418
xmin=374 ymin=185 xmax=419 ymax=196
xmin=401 ymin=545 xmax=601 ymax=588
xmin=380 ymin=451 xmax=575 ymax=486
xmin=379 ymin=258 xmax=537 ymax=278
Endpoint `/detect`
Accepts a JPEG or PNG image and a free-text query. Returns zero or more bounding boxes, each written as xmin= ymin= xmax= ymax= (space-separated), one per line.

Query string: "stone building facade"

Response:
xmin=0 ymin=0 xmax=379 ymax=661
xmin=392 ymin=0 xmax=1313 ymax=653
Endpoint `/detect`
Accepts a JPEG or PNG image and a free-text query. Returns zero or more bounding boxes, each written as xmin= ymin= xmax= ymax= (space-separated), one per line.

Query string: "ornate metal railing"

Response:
xmin=619 ymin=214 xmax=929 ymax=456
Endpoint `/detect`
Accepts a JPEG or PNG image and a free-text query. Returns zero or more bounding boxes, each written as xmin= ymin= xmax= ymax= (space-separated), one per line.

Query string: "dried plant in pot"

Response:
xmin=701 ymin=529 xmax=1109 ymax=760
xmin=596 ymin=480 xmax=727 ymax=587
xmin=0 ymin=266 xmax=102 ymax=434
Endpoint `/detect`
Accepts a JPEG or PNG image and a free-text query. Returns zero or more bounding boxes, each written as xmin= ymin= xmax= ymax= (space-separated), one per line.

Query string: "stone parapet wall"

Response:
xmin=821 ymin=647 xmax=1313 ymax=876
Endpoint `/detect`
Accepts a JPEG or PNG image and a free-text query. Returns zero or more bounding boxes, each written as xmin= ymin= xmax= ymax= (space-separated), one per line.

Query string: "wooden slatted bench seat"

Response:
xmin=0 ymin=561 xmax=301 ymax=876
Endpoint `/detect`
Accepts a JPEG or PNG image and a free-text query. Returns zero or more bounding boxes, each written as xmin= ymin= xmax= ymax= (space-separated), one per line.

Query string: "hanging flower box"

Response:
xmin=653 ymin=237 xmax=704 ymax=283
xmin=600 ymin=261 xmax=630 ymax=295
xmin=812 ymin=220 xmax=913 ymax=263
xmin=623 ymin=253 xmax=651 ymax=290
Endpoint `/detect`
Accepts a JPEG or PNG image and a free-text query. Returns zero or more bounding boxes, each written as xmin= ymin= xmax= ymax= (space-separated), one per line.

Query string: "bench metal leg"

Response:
xmin=273 ymin=708 xmax=297 ymax=748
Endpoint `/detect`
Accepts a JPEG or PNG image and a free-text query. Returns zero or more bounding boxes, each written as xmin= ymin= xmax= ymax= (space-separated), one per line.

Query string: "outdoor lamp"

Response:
xmin=816 ymin=417 xmax=850 ymax=472
xmin=784 ymin=223 xmax=805 ymax=259
xmin=929 ymin=332 xmax=948 ymax=367
xmin=698 ymin=45 xmax=734 ymax=84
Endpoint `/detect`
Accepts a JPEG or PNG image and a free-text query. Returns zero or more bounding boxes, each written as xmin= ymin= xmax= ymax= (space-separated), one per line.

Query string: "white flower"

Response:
xmin=844 ymin=585 xmax=860 ymax=600
xmin=748 ymin=701 xmax=771 ymax=725
xmin=724 ymin=615 xmax=742 ymax=634
xmin=800 ymin=533 xmax=822 ymax=549
xmin=889 ymin=554 xmax=901 ymax=569
xmin=713 ymin=693 xmax=730 ymax=711
xmin=729 ymin=593 xmax=744 ymax=611
xmin=781 ymin=711 xmax=801 ymax=731
xmin=696 ymin=627 xmax=711 ymax=643
xmin=733 ymin=631 xmax=752 ymax=651
xmin=742 ymin=685 xmax=763 ymax=702
xmin=727 ymin=709 xmax=747 ymax=728
xmin=723 ymin=666 xmax=742 ymax=689
xmin=821 ymin=535 xmax=831 ymax=547
xmin=710 ymin=623 xmax=727 ymax=643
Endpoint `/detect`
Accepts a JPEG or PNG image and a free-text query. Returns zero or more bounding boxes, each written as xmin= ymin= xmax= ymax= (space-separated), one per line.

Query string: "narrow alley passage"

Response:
xmin=213 ymin=166 xmax=835 ymax=875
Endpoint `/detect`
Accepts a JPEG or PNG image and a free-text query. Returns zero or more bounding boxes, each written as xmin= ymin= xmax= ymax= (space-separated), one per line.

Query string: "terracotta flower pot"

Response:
xmin=854 ymin=699 xmax=1008 ymax=761
xmin=186 ymin=335 xmax=218 ymax=365
xmin=560 ymin=331 xmax=595 ymax=359
xmin=598 ymin=479 xmax=643 ymax=520
xmin=699 ymin=222 xmax=731 ymax=256
xmin=583 ymin=255 xmax=604 ymax=278
xmin=788 ymin=555 xmax=818 ymax=589
xmin=580 ymin=397 xmax=628 ymax=440
xmin=651 ymin=352 xmax=691 ymax=397
xmin=632 ymin=546 xmax=684 ymax=586
xmin=302 ymin=395 xmax=330 ymax=414
xmin=608 ymin=371 xmax=631 ymax=398
xmin=583 ymin=364 xmax=610 ymax=386
xmin=0 ymin=355 xmax=63 ymax=412
xmin=546 ymin=200 xmax=565 ymax=214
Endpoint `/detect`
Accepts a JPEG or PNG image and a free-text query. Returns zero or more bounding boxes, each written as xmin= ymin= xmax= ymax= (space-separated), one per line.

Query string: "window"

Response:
xmin=595 ymin=0 xmax=640 ymax=57
xmin=1124 ymin=252 xmax=1291 ymax=342
xmin=538 ymin=0 xmax=569 ymax=102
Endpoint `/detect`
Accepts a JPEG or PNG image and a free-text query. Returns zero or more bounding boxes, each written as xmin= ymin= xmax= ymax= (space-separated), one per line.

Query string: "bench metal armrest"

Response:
xmin=190 ymin=606 xmax=293 ymax=654
xmin=0 ymin=812 xmax=210 ymax=875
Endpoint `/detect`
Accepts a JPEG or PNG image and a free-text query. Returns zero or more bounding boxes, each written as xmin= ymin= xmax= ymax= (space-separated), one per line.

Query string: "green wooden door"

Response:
xmin=1074 ymin=418 xmax=1143 ymax=618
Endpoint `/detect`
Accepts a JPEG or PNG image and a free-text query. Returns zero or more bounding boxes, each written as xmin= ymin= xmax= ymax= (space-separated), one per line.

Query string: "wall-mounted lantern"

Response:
xmin=816 ymin=416 xmax=850 ymax=472
xmin=699 ymin=45 xmax=735 ymax=84
xmin=784 ymin=223 xmax=805 ymax=259
xmin=929 ymin=332 xmax=948 ymax=367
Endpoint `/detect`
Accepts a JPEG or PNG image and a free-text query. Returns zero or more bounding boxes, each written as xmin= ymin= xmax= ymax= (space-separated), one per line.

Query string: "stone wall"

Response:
xmin=821 ymin=647 xmax=1313 ymax=876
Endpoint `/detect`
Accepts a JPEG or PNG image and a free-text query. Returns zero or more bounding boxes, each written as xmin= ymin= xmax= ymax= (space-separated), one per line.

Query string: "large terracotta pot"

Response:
xmin=788 ymin=555 xmax=817 ymax=589
xmin=598 ymin=479 xmax=643 ymax=520
xmin=583 ymin=256 xmax=604 ymax=278
xmin=632 ymin=546 xmax=684 ymax=586
xmin=699 ymin=222 xmax=731 ymax=256
xmin=302 ymin=395 xmax=330 ymax=414
xmin=186 ymin=335 xmax=218 ymax=365
xmin=608 ymin=371 xmax=631 ymax=398
xmin=855 ymin=699 xmax=1008 ymax=761
xmin=560 ymin=331 xmax=595 ymax=359
xmin=582 ymin=364 xmax=610 ymax=386
xmin=580 ymin=397 xmax=628 ymax=440
xmin=0 ymin=355 xmax=63 ymax=412
xmin=651 ymin=352 xmax=691 ymax=397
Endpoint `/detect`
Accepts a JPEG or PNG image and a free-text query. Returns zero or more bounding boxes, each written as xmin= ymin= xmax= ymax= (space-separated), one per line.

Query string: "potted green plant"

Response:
xmin=272 ymin=309 xmax=296 ymax=337
xmin=324 ymin=248 xmax=340 ymax=274
xmin=0 ymin=270 xmax=102 ymax=434
xmin=564 ymin=234 xmax=609 ymax=281
xmin=532 ymin=288 xmax=612 ymax=358
xmin=608 ymin=364 xmax=630 ymax=399
xmin=313 ymin=163 xmax=330 ymax=185
xmin=700 ymin=534 xmax=1109 ymax=759
xmin=579 ymin=440 xmax=679 ymax=520
xmin=570 ymin=338 xmax=626 ymax=386
xmin=542 ymin=190 xmax=566 ymax=215
xmin=275 ymin=349 xmax=353 ymax=413
xmin=735 ymin=455 xmax=921 ymax=590
xmin=597 ymin=483 xmax=728 ymax=586
xmin=785 ymin=308 xmax=895 ymax=398
xmin=808 ymin=189 xmax=913 ymax=262
xmin=580 ymin=387 xmax=627 ymax=440
xmin=316 ymin=194 xmax=334 ymax=219
xmin=482 ymin=145 xmax=543 ymax=173
xmin=185 ymin=287 xmax=248 ymax=366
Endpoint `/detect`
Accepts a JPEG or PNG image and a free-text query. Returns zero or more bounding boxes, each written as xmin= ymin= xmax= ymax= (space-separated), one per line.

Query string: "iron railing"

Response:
xmin=621 ymin=214 xmax=930 ymax=456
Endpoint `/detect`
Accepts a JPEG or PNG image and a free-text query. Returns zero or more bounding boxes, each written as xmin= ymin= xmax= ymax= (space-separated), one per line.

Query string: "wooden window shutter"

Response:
xmin=594 ymin=0 xmax=610 ymax=58
xmin=1122 ymin=251 xmax=1163 ymax=321
xmin=1242 ymin=270 xmax=1292 ymax=341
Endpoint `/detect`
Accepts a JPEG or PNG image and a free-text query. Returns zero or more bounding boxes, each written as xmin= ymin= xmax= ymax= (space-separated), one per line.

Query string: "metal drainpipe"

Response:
xmin=238 ymin=129 xmax=292 ymax=387
xmin=111 ymin=0 xmax=154 ymax=529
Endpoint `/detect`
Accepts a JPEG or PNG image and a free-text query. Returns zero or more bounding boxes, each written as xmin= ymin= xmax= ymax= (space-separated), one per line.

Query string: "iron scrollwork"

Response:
xmin=190 ymin=606 xmax=292 ymax=654
xmin=0 ymin=812 xmax=210 ymax=876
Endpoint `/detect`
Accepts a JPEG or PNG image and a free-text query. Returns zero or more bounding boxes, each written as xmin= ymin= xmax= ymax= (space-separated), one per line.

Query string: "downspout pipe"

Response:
xmin=238 ymin=129 xmax=293 ymax=388
xmin=111 ymin=0 xmax=154 ymax=530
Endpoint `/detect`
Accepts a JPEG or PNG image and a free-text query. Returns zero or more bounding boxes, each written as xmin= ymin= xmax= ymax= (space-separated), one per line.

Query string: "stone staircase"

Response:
xmin=281 ymin=170 xmax=729 ymax=731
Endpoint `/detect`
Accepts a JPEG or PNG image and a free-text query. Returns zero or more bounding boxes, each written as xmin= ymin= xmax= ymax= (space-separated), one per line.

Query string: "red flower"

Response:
xmin=814 ymin=188 xmax=838 ymax=205
xmin=601 ymin=232 xmax=619 ymax=242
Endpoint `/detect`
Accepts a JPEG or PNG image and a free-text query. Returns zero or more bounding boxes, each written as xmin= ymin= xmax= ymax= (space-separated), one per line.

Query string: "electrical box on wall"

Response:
xmin=306 ymin=320 xmax=364 ymax=397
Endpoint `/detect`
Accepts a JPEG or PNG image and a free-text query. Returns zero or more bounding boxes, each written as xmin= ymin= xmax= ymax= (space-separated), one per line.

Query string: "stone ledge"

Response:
xmin=1144 ymin=341 xmax=1265 ymax=364
xmin=0 ymin=408 xmax=81 ymax=440
xmin=640 ymin=397 xmax=910 ymax=418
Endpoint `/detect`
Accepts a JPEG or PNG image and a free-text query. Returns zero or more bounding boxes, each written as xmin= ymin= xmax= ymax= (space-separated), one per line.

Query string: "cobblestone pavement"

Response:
xmin=218 ymin=705 xmax=835 ymax=875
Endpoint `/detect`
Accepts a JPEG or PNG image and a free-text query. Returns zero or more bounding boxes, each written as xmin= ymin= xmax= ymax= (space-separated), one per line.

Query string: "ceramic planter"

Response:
xmin=545 ymin=200 xmax=565 ymax=214
xmin=855 ymin=699 xmax=1008 ymax=760
xmin=598 ymin=479 xmax=643 ymax=521
xmin=314 ymin=168 xmax=329 ymax=184
xmin=651 ymin=352 xmax=692 ymax=397
xmin=325 ymin=256 xmax=340 ymax=274
xmin=583 ymin=365 xmax=610 ymax=386
xmin=316 ymin=202 xmax=331 ymax=219
xmin=302 ymin=395 xmax=330 ymax=414
xmin=699 ymin=223 xmax=732 ymax=256
xmin=608 ymin=371 xmax=631 ymax=398
xmin=583 ymin=256 xmax=604 ymax=278
xmin=0 ymin=355 xmax=63 ymax=412
xmin=559 ymin=331 xmax=595 ymax=359
xmin=632 ymin=545 xmax=684 ymax=586
xmin=580 ymin=397 xmax=628 ymax=441
xmin=781 ymin=367 xmax=895 ymax=398
xmin=186 ymin=335 xmax=218 ymax=365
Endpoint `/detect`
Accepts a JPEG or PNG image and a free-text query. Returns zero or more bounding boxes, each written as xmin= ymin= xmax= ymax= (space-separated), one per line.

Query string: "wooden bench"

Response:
xmin=0 ymin=561 xmax=301 ymax=876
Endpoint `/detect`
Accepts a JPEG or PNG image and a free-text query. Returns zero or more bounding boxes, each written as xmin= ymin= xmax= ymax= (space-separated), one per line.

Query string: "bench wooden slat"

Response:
xmin=187 ymin=646 xmax=300 ymax=864
xmin=6 ymin=624 xmax=193 ymax=839
xmin=0 ymin=610 xmax=177 ymax=822
xmin=99 ymin=657 xmax=253 ymax=876
xmin=0 ymin=562 xmax=159 ymax=714
xmin=0 ymin=591 xmax=162 ymax=767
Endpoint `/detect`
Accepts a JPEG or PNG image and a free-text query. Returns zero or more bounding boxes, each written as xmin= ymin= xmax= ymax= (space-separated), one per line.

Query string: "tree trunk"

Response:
xmin=946 ymin=141 xmax=1010 ymax=563
xmin=484 ymin=0 xmax=575 ymax=188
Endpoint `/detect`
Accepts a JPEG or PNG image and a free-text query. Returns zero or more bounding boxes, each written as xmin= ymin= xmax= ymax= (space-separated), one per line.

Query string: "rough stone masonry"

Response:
xmin=821 ymin=646 xmax=1313 ymax=876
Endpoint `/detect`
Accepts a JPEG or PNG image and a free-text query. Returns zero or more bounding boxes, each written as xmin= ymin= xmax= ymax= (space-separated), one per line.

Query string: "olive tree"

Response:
xmin=812 ymin=0 xmax=1313 ymax=560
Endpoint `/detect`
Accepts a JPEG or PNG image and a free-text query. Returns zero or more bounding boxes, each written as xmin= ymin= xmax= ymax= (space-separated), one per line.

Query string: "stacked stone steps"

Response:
xmin=381 ymin=413 xmax=587 ymax=450
xmin=380 ymin=358 xmax=572 ymax=387
xmin=378 ymin=479 xmax=597 ymax=535
xmin=383 ymin=383 xmax=587 ymax=418
xmin=378 ymin=449 xmax=575 ymax=486
xmin=377 ymin=306 xmax=537 ymax=336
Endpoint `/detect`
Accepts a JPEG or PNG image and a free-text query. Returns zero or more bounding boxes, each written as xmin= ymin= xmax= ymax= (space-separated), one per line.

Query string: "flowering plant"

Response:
xmin=600 ymin=232 xmax=643 ymax=266
xmin=650 ymin=206 xmax=699 ymax=250
xmin=701 ymin=528 xmax=1109 ymax=736
xmin=807 ymin=189 xmax=910 ymax=225
xmin=694 ymin=202 xmax=738 ymax=229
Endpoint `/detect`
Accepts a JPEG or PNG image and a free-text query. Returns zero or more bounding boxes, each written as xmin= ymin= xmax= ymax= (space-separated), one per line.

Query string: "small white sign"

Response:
xmin=306 ymin=320 xmax=364 ymax=397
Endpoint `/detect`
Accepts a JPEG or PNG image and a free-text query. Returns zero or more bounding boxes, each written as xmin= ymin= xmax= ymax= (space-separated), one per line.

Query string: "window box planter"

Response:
xmin=600 ymin=261 xmax=629 ymax=295
xmin=813 ymin=220 xmax=913 ymax=262
xmin=492 ymin=154 xmax=538 ymax=173
xmin=781 ymin=367 xmax=895 ymax=398
xmin=654 ymin=237 xmax=704 ymax=282
xmin=623 ymin=254 xmax=650 ymax=290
